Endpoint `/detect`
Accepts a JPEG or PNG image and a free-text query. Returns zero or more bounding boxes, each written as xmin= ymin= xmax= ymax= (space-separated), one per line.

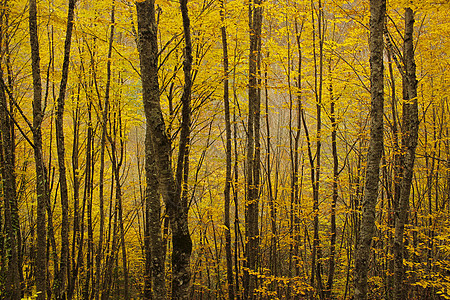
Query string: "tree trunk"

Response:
xmin=144 ymin=127 xmax=166 ymax=299
xmin=326 ymin=59 xmax=338 ymax=299
xmin=136 ymin=1 xmax=192 ymax=298
xmin=94 ymin=4 xmax=114 ymax=299
xmin=0 ymin=61 xmax=21 ymax=300
xmin=353 ymin=0 xmax=385 ymax=299
xmin=82 ymin=99 xmax=94 ymax=299
xmin=393 ymin=7 xmax=418 ymax=300
xmin=54 ymin=1 xmax=76 ymax=298
xmin=233 ymin=91 xmax=241 ymax=299
xmin=29 ymin=0 xmax=48 ymax=298
xmin=110 ymin=123 xmax=130 ymax=300
xmin=310 ymin=2 xmax=324 ymax=297
xmin=68 ymin=91 xmax=80 ymax=300
xmin=243 ymin=0 xmax=262 ymax=298
xmin=220 ymin=0 xmax=235 ymax=298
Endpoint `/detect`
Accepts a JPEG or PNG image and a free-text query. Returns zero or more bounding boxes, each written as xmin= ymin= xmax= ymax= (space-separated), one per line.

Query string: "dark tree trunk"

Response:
xmin=233 ymin=92 xmax=241 ymax=299
xmin=0 ymin=62 xmax=21 ymax=300
xmin=29 ymin=0 xmax=48 ymax=298
xmin=326 ymin=59 xmax=338 ymax=299
xmin=136 ymin=1 xmax=192 ymax=298
xmin=243 ymin=0 xmax=262 ymax=298
xmin=68 ymin=91 xmax=80 ymax=300
xmin=54 ymin=1 xmax=76 ymax=298
xmin=109 ymin=119 xmax=130 ymax=300
xmin=385 ymin=46 xmax=400 ymax=300
xmin=144 ymin=128 xmax=166 ymax=299
xmin=83 ymin=99 xmax=94 ymax=300
xmin=95 ymin=4 xmax=115 ymax=299
xmin=353 ymin=0 xmax=385 ymax=299
xmin=393 ymin=7 xmax=418 ymax=300
xmin=310 ymin=2 xmax=324 ymax=297
xmin=220 ymin=0 xmax=235 ymax=298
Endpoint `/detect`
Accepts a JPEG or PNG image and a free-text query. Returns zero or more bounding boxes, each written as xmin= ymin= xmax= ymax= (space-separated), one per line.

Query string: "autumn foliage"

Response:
xmin=0 ymin=0 xmax=450 ymax=299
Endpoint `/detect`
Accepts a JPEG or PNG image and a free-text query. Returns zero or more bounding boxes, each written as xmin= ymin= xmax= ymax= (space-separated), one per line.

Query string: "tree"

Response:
xmin=54 ymin=1 xmax=76 ymax=298
xmin=220 ymin=0 xmax=235 ymax=298
xmin=353 ymin=0 xmax=385 ymax=299
xmin=29 ymin=0 xmax=49 ymax=298
xmin=136 ymin=0 xmax=193 ymax=298
xmin=243 ymin=0 xmax=263 ymax=298
xmin=0 ymin=37 xmax=21 ymax=300
xmin=393 ymin=7 xmax=419 ymax=300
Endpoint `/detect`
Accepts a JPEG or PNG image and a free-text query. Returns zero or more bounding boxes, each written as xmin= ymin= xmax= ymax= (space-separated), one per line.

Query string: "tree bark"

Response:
xmin=310 ymin=1 xmax=324 ymax=296
xmin=144 ymin=127 xmax=166 ymax=299
xmin=109 ymin=116 xmax=130 ymax=300
xmin=393 ymin=7 xmax=418 ymax=300
xmin=54 ymin=1 xmax=76 ymax=298
xmin=353 ymin=0 xmax=385 ymax=299
xmin=243 ymin=0 xmax=262 ymax=298
xmin=136 ymin=1 xmax=192 ymax=298
xmin=95 ymin=3 xmax=114 ymax=299
xmin=176 ymin=0 xmax=192 ymax=204
xmin=83 ymin=99 xmax=94 ymax=299
xmin=0 ymin=61 xmax=21 ymax=300
xmin=220 ymin=0 xmax=235 ymax=299
xmin=29 ymin=0 xmax=48 ymax=298
xmin=326 ymin=59 xmax=338 ymax=299
xmin=68 ymin=91 xmax=80 ymax=300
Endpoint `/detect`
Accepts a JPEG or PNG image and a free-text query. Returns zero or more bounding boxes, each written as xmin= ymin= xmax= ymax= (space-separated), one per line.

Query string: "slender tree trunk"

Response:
xmin=393 ymin=7 xmax=418 ymax=300
xmin=101 ymin=164 xmax=119 ymax=300
xmin=287 ymin=13 xmax=295 ymax=294
xmin=143 ymin=147 xmax=153 ymax=300
xmin=29 ymin=0 xmax=48 ymax=298
xmin=326 ymin=59 xmax=338 ymax=299
xmin=220 ymin=1 xmax=235 ymax=299
xmin=136 ymin=1 xmax=192 ymax=298
xmin=243 ymin=1 xmax=263 ymax=298
xmin=233 ymin=91 xmax=241 ymax=300
xmin=176 ymin=0 xmax=192 ymax=201
xmin=95 ymin=3 xmax=114 ymax=299
xmin=110 ymin=129 xmax=130 ymax=299
xmin=265 ymin=55 xmax=279 ymax=296
xmin=293 ymin=20 xmax=304 ymax=283
xmin=310 ymin=1 xmax=324 ymax=297
xmin=54 ymin=1 xmax=76 ymax=298
xmin=83 ymin=99 xmax=94 ymax=299
xmin=68 ymin=92 xmax=80 ymax=300
xmin=46 ymin=173 xmax=58 ymax=300
xmin=353 ymin=0 xmax=385 ymax=299
xmin=385 ymin=46 xmax=400 ymax=300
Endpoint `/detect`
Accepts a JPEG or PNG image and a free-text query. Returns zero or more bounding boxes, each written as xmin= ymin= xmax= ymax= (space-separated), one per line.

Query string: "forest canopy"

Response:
xmin=0 ymin=0 xmax=449 ymax=299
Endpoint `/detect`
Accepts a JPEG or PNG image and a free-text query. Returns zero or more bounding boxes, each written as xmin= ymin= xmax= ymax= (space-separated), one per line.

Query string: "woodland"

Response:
xmin=0 ymin=0 xmax=449 ymax=299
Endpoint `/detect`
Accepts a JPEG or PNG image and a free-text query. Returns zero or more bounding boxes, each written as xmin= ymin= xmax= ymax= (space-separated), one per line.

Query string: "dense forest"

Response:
xmin=0 ymin=0 xmax=449 ymax=299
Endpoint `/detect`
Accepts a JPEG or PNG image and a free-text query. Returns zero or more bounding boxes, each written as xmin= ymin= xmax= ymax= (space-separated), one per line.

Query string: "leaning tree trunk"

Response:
xmin=393 ymin=7 xmax=418 ymax=300
xmin=95 ymin=3 xmax=114 ymax=299
xmin=353 ymin=0 xmax=385 ymax=299
xmin=219 ymin=0 xmax=235 ymax=298
xmin=54 ymin=1 xmax=76 ymax=298
xmin=136 ymin=1 xmax=192 ymax=299
xmin=29 ymin=0 xmax=48 ymax=298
